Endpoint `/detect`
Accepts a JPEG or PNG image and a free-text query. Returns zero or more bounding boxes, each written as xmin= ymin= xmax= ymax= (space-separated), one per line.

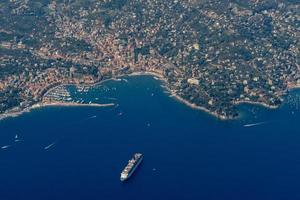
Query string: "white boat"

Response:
xmin=118 ymin=112 xmax=123 ymax=116
xmin=15 ymin=134 xmax=21 ymax=142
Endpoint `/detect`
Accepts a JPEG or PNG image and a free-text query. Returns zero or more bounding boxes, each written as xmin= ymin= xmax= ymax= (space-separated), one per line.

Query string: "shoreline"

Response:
xmin=129 ymin=72 xmax=229 ymax=120
xmin=287 ymin=84 xmax=300 ymax=91
xmin=134 ymin=72 xmax=231 ymax=120
xmin=169 ymin=93 xmax=228 ymax=120
xmin=0 ymin=72 xmax=158 ymax=122
xmin=36 ymin=102 xmax=115 ymax=108
xmin=0 ymin=101 xmax=115 ymax=121
xmin=232 ymin=100 xmax=279 ymax=110
xmin=0 ymin=72 xmax=299 ymax=121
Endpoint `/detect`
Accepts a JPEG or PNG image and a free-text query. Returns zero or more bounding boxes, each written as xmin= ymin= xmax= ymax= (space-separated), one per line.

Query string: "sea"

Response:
xmin=0 ymin=75 xmax=300 ymax=200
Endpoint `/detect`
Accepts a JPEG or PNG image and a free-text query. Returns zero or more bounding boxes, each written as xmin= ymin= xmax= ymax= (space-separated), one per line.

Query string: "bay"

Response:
xmin=0 ymin=75 xmax=299 ymax=200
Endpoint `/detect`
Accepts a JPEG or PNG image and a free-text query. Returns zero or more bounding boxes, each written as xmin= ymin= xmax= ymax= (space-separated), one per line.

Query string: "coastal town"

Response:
xmin=0 ymin=0 xmax=299 ymax=119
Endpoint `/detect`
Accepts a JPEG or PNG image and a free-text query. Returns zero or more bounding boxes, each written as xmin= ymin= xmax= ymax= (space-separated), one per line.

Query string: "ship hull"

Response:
xmin=120 ymin=155 xmax=143 ymax=181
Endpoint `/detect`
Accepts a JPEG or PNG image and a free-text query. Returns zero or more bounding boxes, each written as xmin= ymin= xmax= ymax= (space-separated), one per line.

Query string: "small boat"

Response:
xmin=15 ymin=134 xmax=21 ymax=142
xmin=118 ymin=112 xmax=123 ymax=116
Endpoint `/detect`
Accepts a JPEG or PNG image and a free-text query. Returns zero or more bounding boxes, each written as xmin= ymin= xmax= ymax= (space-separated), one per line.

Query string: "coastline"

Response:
xmin=287 ymin=83 xmax=300 ymax=91
xmin=0 ymin=101 xmax=115 ymax=121
xmin=136 ymin=74 xmax=298 ymax=120
xmin=0 ymin=72 xmax=143 ymax=121
xmin=232 ymin=100 xmax=279 ymax=110
xmin=132 ymin=72 xmax=230 ymax=120
xmin=35 ymin=102 xmax=115 ymax=108
xmin=169 ymin=93 xmax=228 ymax=120
xmin=0 ymin=71 xmax=298 ymax=121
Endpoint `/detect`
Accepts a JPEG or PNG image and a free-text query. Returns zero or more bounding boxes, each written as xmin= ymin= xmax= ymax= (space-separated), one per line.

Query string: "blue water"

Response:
xmin=0 ymin=76 xmax=300 ymax=200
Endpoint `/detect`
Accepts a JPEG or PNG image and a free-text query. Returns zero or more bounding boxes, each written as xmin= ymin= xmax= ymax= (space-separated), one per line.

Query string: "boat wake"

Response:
xmin=243 ymin=121 xmax=269 ymax=127
xmin=1 ymin=145 xmax=11 ymax=149
xmin=101 ymin=97 xmax=118 ymax=101
xmin=122 ymin=79 xmax=129 ymax=83
xmin=85 ymin=115 xmax=97 ymax=120
xmin=44 ymin=142 xmax=56 ymax=150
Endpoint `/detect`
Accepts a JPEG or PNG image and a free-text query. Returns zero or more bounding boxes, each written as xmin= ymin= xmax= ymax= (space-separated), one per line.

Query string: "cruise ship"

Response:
xmin=120 ymin=153 xmax=143 ymax=181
